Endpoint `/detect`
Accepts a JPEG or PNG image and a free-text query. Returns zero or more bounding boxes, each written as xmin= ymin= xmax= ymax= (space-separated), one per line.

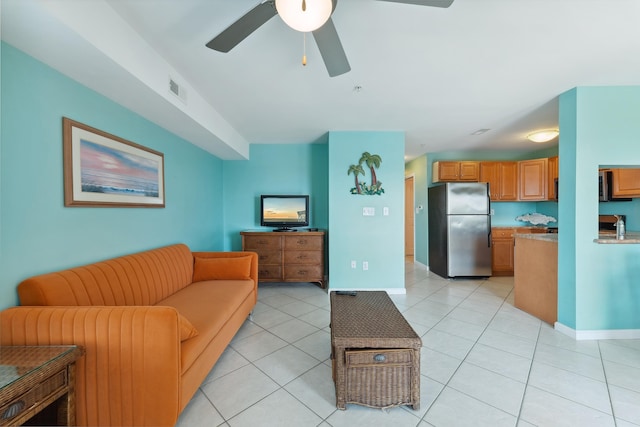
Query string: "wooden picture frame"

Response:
xmin=63 ymin=117 xmax=165 ymax=207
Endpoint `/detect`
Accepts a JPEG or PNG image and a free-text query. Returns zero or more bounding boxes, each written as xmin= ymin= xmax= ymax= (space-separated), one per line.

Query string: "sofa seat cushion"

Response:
xmin=156 ymin=279 xmax=255 ymax=373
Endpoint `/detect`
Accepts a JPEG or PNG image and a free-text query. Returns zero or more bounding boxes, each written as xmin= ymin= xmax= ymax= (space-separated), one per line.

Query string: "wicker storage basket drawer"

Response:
xmin=344 ymin=349 xmax=416 ymax=409
xmin=346 ymin=349 xmax=413 ymax=366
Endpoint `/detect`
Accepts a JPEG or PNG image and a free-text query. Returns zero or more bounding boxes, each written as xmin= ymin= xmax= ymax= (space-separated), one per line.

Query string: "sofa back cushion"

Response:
xmin=18 ymin=244 xmax=194 ymax=306
xmin=192 ymin=255 xmax=253 ymax=281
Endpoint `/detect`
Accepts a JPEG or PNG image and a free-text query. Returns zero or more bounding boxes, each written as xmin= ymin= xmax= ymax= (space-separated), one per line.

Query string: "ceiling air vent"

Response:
xmin=168 ymin=76 xmax=187 ymax=103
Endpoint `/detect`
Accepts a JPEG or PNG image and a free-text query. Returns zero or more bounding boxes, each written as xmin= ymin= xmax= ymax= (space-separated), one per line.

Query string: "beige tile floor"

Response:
xmin=176 ymin=261 xmax=640 ymax=427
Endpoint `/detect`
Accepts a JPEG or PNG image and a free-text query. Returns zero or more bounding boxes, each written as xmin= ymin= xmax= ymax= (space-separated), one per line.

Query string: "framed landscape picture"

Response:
xmin=63 ymin=117 xmax=165 ymax=207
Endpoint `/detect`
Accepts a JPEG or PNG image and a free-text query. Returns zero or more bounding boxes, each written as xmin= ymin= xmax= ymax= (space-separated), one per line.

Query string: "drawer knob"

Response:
xmin=373 ymin=354 xmax=386 ymax=362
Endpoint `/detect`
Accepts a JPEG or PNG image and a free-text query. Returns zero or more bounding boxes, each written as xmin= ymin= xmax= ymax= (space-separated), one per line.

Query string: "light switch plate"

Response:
xmin=363 ymin=207 xmax=375 ymax=216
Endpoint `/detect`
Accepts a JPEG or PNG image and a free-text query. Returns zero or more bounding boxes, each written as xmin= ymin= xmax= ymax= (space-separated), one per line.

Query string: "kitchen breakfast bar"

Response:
xmin=513 ymin=232 xmax=640 ymax=325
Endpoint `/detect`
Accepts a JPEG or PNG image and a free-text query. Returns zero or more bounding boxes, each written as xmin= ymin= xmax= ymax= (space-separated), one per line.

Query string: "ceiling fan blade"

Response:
xmin=312 ymin=18 xmax=351 ymax=77
xmin=376 ymin=0 xmax=454 ymax=8
xmin=206 ymin=1 xmax=277 ymax=52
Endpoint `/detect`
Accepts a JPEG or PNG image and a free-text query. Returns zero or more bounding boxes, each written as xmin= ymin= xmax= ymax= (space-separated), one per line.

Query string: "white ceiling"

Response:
xmin=3 ymin=0 xmax=640 ymax=160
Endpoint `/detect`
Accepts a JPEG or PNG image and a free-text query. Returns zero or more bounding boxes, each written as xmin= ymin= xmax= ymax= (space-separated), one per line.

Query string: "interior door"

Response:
xmin=405 ymin=176 xmax=414 ymax=259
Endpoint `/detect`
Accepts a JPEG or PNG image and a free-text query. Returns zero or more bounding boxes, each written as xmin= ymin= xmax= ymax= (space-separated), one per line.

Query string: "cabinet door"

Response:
xmin=491 ymin=228 xmax=515 ymax=276
xmin=518 ymin=158 xmax=548 ymax=201
xmin=459 ymin=161 xmax=479 ymax=181
xmin=480 ymin=162 xmax=500 ymax=201
xmin=612 ymin=169 xmax=640 ymax=197
xmin=434 ymin=161 xmax=460 ymax=182
xmin=499 ymin=162 xmax=518 ymax=201
xmin=547 ymin=156 xmax=558 ymax=200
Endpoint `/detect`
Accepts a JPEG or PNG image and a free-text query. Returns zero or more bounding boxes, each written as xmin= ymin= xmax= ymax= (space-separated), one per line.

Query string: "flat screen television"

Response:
xmin=260 ymin=195 xmax=309 ymax=231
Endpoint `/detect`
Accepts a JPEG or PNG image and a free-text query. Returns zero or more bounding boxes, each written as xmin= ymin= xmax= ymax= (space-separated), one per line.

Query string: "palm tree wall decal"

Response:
xmin=347 ymin=152 xmax=384 ymax=195
xmin=347 ymin=164 xmax=365 ymax=194
xmin=360 ymin=152 xmax=382 ymax=187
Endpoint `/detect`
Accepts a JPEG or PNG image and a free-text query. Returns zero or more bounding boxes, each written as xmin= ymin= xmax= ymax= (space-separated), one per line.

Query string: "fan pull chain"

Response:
xmin=302 ymin=32 xmax=307 ymax=66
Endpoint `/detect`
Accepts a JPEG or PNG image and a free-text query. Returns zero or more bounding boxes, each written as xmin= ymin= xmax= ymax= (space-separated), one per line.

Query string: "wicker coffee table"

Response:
xmin=330 ymin=291 xmax=421 ymax=410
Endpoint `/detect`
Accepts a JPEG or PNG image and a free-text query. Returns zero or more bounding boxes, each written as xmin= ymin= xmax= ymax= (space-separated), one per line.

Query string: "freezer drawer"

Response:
xmin=447 ymin=215 xmax=492 ymax=277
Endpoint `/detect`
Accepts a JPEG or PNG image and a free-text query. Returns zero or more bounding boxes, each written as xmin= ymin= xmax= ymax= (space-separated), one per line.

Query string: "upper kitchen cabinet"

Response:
xmin=480 ymin=161 xmax=518 ymax=201
xmin=433 ymin=161 xmax=479 ymax=183
xmin=547 ymin=156 xmax=558 ymax=201
xmin=612 ymin=168 xmax=640 ymax=197
xmin=519 ymin=158 xmax=548 ymax=201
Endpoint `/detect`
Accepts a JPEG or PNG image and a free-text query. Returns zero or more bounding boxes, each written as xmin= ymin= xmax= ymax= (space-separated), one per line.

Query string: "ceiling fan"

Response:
xmin=206 ymin=0 xmax=454 ymax=77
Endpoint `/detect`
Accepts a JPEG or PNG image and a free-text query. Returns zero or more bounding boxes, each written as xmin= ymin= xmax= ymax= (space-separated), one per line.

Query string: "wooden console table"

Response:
xmin=241 ymin=230 xmax=325 ymax=288
xmin=0 ymin=346 xmax=83 ymax=426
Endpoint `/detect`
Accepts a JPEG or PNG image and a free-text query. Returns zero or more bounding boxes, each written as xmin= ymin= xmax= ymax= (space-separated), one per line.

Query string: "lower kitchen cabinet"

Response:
xmin=491 ymin=228 xmax=515 ymax=276
xmin=491 ymin=227 xmax=547 ymax=276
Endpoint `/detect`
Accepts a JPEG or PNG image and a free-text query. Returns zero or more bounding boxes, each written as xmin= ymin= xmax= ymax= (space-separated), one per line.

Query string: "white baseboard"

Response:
xmin=328 ymin=287 xmax=406 ymax=295
xmin=414 ymin=261 xmax=428 ymax=270
xmin=555 ymin=322 xmax=640 ymax=340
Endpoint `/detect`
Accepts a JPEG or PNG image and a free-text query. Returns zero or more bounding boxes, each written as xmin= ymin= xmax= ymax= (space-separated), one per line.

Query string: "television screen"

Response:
xmin=260 ymin=195 xmax=309 ymax=231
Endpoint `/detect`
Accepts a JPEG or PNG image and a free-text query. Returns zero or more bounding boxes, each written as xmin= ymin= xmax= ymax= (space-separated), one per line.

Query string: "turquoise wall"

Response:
xmin=0 ymin=43 xmax=224 ymax=309
xmin=559 ymin=86 xmax=640 ymax=331
xmin=328 ymin=132 xmax=405 ymax=291
xmin=222 ymin=143 xmax=329 ymax=251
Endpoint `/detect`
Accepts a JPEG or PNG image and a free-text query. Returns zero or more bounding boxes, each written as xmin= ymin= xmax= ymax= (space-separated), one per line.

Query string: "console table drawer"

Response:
xmin=284 ymin=236 xmax=323 ymax=250
xmin=284 ymin=265 xmax=323 ymax=281
xmin=256 ymin=250 xmax=282 ymax=265
xmin=258 ymin=265 xmax=282 ymax=280
xmin=243 ymin=236 xmax=281 ymax=251
xmin=284 ymin=250 xmax=322 ymax=265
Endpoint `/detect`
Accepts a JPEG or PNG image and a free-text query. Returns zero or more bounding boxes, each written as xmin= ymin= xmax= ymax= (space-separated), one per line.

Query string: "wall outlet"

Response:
xmin=490 ymin=208 xmax=495 ymax=215
xmin=363 ymin=261 xmax=369 ymax=271
xmin=351 ymin=260 xmax=356 ymax=269
xmin=383 ymin=207 xmax=389 ymax=216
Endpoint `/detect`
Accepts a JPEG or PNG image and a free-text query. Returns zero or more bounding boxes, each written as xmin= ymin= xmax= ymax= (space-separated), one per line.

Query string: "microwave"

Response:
xmin=599 ymin=170 xmax=631 ymax=202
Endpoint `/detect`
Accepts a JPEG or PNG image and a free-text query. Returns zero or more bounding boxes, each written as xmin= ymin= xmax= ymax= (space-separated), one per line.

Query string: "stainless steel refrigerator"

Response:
xmin=428 ymin=182 xmax=492 ymax=278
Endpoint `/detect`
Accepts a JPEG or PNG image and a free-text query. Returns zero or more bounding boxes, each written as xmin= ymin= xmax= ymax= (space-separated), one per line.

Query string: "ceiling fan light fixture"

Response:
xmin=275 ymin=0 xmax=333 ymax=32
xmin=527 ymin=130 xmax=559 ymax=143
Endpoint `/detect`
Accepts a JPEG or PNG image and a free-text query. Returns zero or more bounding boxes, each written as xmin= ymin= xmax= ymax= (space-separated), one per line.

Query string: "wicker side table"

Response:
xmin=0 ymin=346 xmax=83 ymax=426
xmin=330 ymin=291 xmax=421 ymax=410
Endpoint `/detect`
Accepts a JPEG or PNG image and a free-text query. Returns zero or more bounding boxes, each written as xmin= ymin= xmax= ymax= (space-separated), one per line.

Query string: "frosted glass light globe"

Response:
xmin=275 ymin=0 xmax=333 ymax=32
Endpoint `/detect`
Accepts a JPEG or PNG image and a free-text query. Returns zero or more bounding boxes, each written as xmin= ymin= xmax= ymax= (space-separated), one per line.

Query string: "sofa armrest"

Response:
xmin=0 ymin=306 xmax=183 ymax=427
xmin=192 ymin=251 xmax=258 ymax=293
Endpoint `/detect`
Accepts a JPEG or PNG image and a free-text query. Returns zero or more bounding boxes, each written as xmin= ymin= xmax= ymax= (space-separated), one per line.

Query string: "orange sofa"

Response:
xmin=0 ymin=243 xmax=258 ymax=426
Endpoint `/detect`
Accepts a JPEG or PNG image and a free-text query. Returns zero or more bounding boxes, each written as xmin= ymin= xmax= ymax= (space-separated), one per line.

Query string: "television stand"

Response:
xmin=240 ymin=230 xmax=325 ymax=288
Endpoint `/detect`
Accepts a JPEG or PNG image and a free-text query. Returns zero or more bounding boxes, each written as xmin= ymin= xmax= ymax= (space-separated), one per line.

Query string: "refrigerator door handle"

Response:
xmin=487 ymin=217 xmax=492 ymax=247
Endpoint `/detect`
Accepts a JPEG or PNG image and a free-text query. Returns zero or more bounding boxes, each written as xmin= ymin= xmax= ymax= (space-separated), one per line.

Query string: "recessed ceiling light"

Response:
xmin=471 ymin=129 xmax=490 ymax=135
xmin=353 ymin=85 xmax=363 ymax=93
xmin=527 ymin=130 xmax=559 ymax=143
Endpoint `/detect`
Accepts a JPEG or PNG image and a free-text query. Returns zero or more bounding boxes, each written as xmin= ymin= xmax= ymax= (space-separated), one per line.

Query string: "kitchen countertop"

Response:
xmin=514 ymin=231 xmax=640 ymax=244
xmin=514 ymin=233 xmax=558 ymax=242
xmin=594 ymin=231 xmax=640 ymax=244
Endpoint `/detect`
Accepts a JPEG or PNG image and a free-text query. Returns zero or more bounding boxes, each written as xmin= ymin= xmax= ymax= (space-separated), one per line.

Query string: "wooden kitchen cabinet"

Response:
xmin=241 ymin=231 xmax=325 ymax=288
xmin=480 ymin=161 xmax=518 ymax=201
xmin=491 ymin=227 xmax=547 ymax=276
xmin=547 ymin=156 xmax=558 ymax=200
xmin=612 ymin=168 xmax=640 ymax=197
xmin=518 ymin=158 xmax=548 ymax=201
xmin=491 ymin=228 xmax=515 ymax=276
xmin=432 ymin=161 xmax=479 ymax=183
